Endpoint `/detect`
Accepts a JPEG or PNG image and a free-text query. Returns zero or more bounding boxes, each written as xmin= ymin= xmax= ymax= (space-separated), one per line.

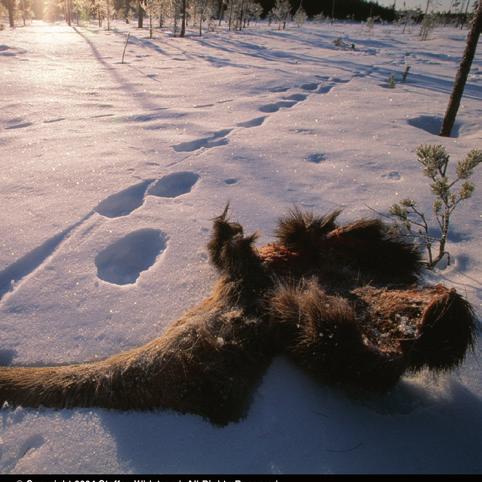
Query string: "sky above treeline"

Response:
xmin=377 ymin=0 xmax=472 ymax=12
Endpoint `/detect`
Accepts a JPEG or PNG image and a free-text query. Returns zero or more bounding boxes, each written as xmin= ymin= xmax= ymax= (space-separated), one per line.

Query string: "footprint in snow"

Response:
xmin=95 ymin=229 xmax=167 ymax=285
xmin=236 ymin=116 xmax=266 ymax=128
xmin=172 ymin=129 xmax=231 ymax=153
xmin=301 ymin=82 xmax=319 ymax=91
xmin=95 ymin=179 xmax=155 ymax=218
xmin=283 ymin=93 xmax=307 ymax=102
xmin=95 ymin=172 xmax=200 ymax=218
xmin=270 ymin=86 xmax=290 ymax=93
xmin=306 ymin=153 xmax=326 ymax=164
xmin=381 ymin=171 xmax=401 ymax=181
xmin=147 ymin=171 xmax=200 ymax=198
xmin=224 ymin=178 xmax=239 ymax=185
xmin=259 ymin=100 xmax=298 ymax=113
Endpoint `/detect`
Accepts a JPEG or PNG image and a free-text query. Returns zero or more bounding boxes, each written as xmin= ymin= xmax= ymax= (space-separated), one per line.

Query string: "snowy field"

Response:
xmin=0 ymin=19 xmax=481 ymax=473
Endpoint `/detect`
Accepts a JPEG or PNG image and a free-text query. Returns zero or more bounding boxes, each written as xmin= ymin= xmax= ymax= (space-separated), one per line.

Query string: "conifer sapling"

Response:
xmin=389 ymin=145 xmax=482 ymax=268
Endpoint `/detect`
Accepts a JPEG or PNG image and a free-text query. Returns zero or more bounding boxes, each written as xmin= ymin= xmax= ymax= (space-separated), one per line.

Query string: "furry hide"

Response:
xmin=0 ymin=208 xmax=477 ymax=425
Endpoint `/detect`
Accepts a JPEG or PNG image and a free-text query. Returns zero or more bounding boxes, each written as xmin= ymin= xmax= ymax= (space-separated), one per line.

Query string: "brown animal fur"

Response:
xmin=0 ymin=208 xmax=477 ymax=425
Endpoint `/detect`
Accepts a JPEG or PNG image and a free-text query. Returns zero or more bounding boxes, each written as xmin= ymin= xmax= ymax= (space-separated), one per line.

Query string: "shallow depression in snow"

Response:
xmin=95 ymin=229 xmax=167 ymax=285
xmin=95 ymin=179 xmax=154 ymax=218
xmin=147 ymin=171 xmax=200 ymax=198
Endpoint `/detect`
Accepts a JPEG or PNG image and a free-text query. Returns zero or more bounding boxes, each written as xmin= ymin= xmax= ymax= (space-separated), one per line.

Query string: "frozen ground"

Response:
xmin=0 ymin=19 xmax=481 ymax=473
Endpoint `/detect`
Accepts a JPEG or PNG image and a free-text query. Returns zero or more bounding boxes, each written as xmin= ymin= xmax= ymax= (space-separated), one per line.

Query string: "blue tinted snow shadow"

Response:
xmin=407 ymin=115 xmax=461 ymax=137
xmin=95 ymin=179 xmax=154 ymax=218
xmin=306 ymin=153 xmax=326 ymax=164
xmin=96 ymin=357 xmax=482 ymax=473
xmin=147 ymin=172 xmax=200 ymax=198
xmin=95 ymin=229 xmax=166 ymax=285
xmin=0 ymin=214 xmax=92 ymax=300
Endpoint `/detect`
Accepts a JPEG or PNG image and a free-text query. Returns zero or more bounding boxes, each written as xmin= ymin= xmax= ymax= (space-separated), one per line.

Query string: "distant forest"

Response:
xmin=26 ymin=0 xmax=397 ymax=23
xmin=259 ymin=0 xmax=396 ymax=21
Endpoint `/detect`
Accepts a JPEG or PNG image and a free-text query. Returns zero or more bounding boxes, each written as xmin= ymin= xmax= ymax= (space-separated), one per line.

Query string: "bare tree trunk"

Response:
xmin=180 ymin=0 xmax=187 ymax=37
xmin=228 ymin=0 xmax=234 ymax=31
xmin=7 ymin=0 xmax=15 ymax=27
xmin=21 ymin=0 xmax=26 ymax=26
xmin=125 ymin=0 xmax=130 ymax=23
xmin=440 ymin=0 xmax=482 ymax=137
xmin=138 ymin=1 xmax=144 ymax=28
xmin=107 ymin=0 xmax=111 ymax=31
xmin=239 ymin=0 xmax=245 ymax=30
xmin=66 ymin=0 xmax=72 ymax=26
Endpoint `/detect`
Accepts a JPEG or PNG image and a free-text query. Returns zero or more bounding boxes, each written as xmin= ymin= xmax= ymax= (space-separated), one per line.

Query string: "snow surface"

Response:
xmin=0 ymin=20 xmax=481 ymax=474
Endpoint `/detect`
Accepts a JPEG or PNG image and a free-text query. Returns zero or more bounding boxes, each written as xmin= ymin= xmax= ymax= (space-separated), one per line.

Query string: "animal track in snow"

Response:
xmin=147 ymin=171 xmax=200 ymax=198
xmin=236 ymin=116 xmax=267 ymax=128
xmin=224 ymin=178 xmax=239 ymax=185
xmin=270 ymin=86 xmax=290 ymax=93
xmin=171 ymin=81 xmax=337 ymax=155
xmin=382 ymin=171 xmax=401 ymax=181
xmin=259 ymin=100 xmax=298 ymax=113
xmin=95 ymin=229 xmax=167 ymax=285
xmin=283 ymin=93 xmax=308 ymax=102
xmin=306 ymin=153 xmax=326 ymax=164
xmin=95 ymin=172 xmax=200 ymax=218
xmin=95 ymin=179 xmax=154 ymax=218
xmin=301 ymin=82 xmax=319 ymax=91
xmin=172 ymin=129 xmax=232 ymax=152
xmin=0 ymin=170 xmax=198 ymax=298
xmin=316 ymin=78 xmax=351 ymax=94
xmin=258 ymin=85 xmax=318 ymax=114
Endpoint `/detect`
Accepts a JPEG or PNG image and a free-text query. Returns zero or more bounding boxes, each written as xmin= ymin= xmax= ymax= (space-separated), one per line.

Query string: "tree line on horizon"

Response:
xmin=1 ymin=0 xmax=402 ymax=28
xmin=2 ymin=0 xmax=479 ymax=28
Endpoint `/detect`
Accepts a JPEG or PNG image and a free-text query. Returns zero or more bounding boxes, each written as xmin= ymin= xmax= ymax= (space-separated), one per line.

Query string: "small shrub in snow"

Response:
xmin=294 ymin=6 xmax=307 ymax=27
xmin=389 ymin=145 xmax=482 ymax=268
xmin=271 ymin=0 xmax=291 ymax=30
xmin=419 ymin=14 xmax=436 ymax=40
xmin=387 ymin=74 xmax=396 ymax=88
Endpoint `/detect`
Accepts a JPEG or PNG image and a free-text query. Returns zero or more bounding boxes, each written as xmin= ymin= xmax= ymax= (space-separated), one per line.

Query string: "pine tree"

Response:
xmin=271 ymin=0 xmax=291 ymax=30
xmin=294 ymin=5 xmax=307 ymax=27
xmin=390 ymin=145 xmax=482 ymax=267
